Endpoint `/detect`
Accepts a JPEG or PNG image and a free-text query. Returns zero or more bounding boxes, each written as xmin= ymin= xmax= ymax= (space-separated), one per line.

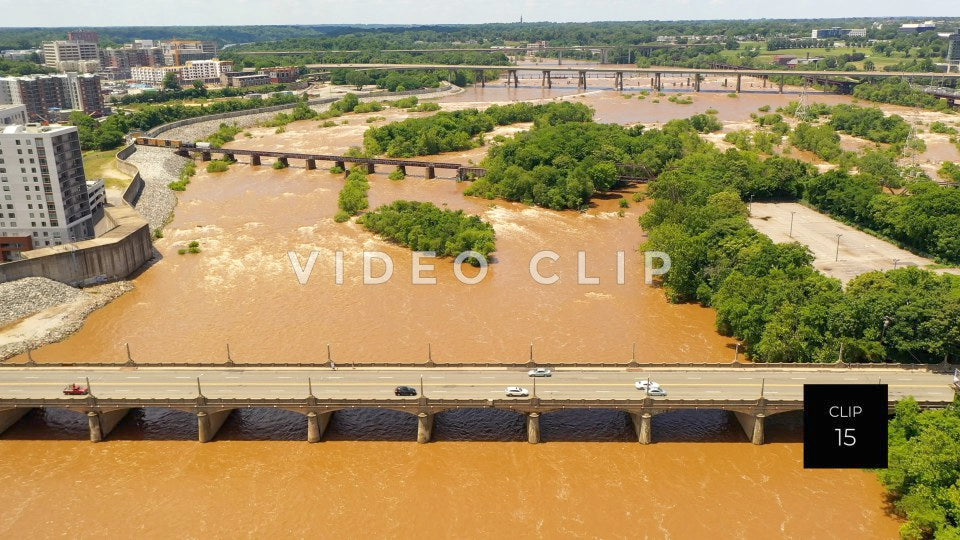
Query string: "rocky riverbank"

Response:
xmin=0 ymin=279 xmax=133 ymax=360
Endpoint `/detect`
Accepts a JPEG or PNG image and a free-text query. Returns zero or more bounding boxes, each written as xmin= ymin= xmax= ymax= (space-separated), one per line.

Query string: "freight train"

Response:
xmin=133 ymin=137 xmax=210 ymax=149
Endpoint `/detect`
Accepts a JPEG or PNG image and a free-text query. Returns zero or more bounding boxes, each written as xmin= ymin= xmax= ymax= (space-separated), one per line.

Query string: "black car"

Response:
xmin=394 ymin=386 xmax=418 ymax=396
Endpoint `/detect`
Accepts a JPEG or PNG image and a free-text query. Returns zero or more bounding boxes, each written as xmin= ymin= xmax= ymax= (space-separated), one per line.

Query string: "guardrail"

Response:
xmin=1 ymin=360 xmax=954 ymax=371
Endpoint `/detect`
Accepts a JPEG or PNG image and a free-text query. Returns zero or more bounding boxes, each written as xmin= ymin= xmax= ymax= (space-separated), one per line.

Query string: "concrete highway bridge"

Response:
xmin=236 ymin=43 xmax=686 ymax=63
xmin=139 ymin=141 xmax=653 ymax=183
xmin=304 ymin=63 xmax=960 ymax=93
xmin=0 ymin=364 xmax=954 ymax=445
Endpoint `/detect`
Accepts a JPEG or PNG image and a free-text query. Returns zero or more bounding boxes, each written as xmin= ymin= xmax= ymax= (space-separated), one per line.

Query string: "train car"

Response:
xmin=134 ymin=137 xmax=186 ymax=148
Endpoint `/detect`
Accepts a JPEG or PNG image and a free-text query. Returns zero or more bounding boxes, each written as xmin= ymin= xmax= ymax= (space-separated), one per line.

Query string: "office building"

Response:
xmin=0 ymin=124 xmax=94 ymax=260
xmin=900 ymin=21 xmax=937 ymax=33
xmin=42 ymin=40 xmax=101 ymax=71
xmin=811 ymin=28 xmax=866 ymax=39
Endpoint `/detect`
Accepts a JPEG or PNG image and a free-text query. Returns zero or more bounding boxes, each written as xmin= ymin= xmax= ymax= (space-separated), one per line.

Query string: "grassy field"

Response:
xmin=82 ymin=149 xmax=133 ymax=191
xmin=725 ymin=42 xmax=915 ymax=70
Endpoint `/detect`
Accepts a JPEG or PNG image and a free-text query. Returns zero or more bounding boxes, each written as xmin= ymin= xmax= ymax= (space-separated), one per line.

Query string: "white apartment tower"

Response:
xmin=0 ymin=124 xmax=94 ymax=260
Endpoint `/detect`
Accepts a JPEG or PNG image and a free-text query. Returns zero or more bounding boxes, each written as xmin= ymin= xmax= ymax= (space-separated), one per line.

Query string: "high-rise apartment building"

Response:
xmin=0 ymin=74 xmax=103 ymax=122
xmin=948 ymin=29 xmax=960 ymax=62
xmin=0 ymin=124 xmax=94 ymax=261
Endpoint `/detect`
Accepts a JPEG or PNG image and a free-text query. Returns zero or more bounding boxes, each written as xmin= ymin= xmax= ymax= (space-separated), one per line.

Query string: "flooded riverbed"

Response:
xmin=0 ymin=83 xmax=918 ymax=538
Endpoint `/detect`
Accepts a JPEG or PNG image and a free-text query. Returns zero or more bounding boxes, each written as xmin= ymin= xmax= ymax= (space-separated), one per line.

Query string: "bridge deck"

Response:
xmin=303 ymin=63 xmax=960 ymax=80
xmin=0 ymin=366 xmax=953 ymax=408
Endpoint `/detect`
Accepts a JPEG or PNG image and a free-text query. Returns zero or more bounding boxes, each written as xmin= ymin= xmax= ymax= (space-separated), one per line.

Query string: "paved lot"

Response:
xmin=0 ymin=366 xmax=954 ymax=402
xmin=748 ymin=202 xmax=958 ymax=283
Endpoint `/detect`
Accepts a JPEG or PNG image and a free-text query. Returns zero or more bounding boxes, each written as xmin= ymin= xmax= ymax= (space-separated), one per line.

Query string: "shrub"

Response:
xmin=388 ymin=168 xmax=406 ymax=181
xmin=329 ymin=165 xmax=345 ymax=174
xmin=334 ymin=210 xmax=351 ymax=222
xmin=272 ymin=160 xmax=288 ymax=170
xmin=206 ymin=160 xmax=230 ymax=173
xmin=930 ymin=121 xmax=958 ymax=135
xmin=411 ymin=102 xmax=441 ymax=112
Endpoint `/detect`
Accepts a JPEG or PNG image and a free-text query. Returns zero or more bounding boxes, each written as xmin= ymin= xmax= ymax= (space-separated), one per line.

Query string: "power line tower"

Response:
xmin=794 ymin=82 xmax=810 ymax=121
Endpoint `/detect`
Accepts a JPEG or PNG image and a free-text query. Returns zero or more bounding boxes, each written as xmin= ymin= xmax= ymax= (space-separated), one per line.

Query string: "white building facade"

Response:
xmin=0 ymin=124 xmax=94 ymax=259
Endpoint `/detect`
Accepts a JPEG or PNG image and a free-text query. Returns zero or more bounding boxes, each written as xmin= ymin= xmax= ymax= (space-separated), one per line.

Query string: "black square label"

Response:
xmin=803 ymin=384 xmax=888 ymax=469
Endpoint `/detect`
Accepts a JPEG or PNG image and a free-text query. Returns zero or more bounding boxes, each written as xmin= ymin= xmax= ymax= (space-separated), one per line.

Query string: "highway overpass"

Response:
xmin=0 ymin=365 xmax=954 ymax=445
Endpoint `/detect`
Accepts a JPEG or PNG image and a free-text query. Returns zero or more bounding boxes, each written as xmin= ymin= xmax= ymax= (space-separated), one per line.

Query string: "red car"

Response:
xmin=63 ymin=383 xmax=89 ymax=396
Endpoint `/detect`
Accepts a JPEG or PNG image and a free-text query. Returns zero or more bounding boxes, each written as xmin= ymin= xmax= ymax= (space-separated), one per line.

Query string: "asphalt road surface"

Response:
xmin=0 ymin=367 xmax=954 ymax=402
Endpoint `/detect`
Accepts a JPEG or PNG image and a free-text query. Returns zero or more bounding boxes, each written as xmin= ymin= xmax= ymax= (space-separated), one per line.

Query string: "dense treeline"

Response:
xmin=805 ymin=173 xmax=960 ymax=264
xmin=881 ymin=397 xmax=960 ymax=539
xmin=853 ymin=79 xmax=953 ymax=111
xmin=828 ymin=104 xmax=910 ymax=144
xmin=111 ymin=84 xmax=290 ymax=105
xmin=640 ymin=146 xmax=960 ymax=363
xmin=0 ymin=58 xmax=54 ymax=76
xmin=466 ymin=116 xmax=717 ymax=210
xmin=123 ymin=93 xmax=300 ymax=133
xmin=359 ymin=200 xmax=496 ymax=259
xmin=69 ymin=112 xmax=127 ymax=151
xmin=363 ymin=101 xmax=592 ymax=158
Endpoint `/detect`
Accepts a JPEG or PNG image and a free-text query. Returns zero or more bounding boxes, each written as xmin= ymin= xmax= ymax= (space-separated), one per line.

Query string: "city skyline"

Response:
xmin=2 ymin=0 xmax=960 ymax=27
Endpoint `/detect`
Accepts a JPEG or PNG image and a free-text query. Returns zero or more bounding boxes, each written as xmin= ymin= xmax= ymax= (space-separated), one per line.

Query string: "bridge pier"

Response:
xmin=416 ymin=412 xmax=434 ymax=444
xmin=88 ymin=409 xmax=129 ymax=443
xmin=631 ymin=412 xmax=652 ymax=444
xmin=778 ymin=76 xmax=785 ymax=94
xmin=223 ymin=153 xmax=235 ymax=162
xmin=396 ymin=165 xmax=406 ymax=176
xmin=654 ymin=73 xmax=662 ymax=92
xmin=507 ymin=70 xmax=519 ymax=88
xmin=198 ymin=410 xmax=232 ymax=443
xmin=306 ymin=411 xmax=332 ymax=443
xmin=527 ymin=412 xmax=541 ymax=444
xmin=251 ymin=154 xmax=261 ymax=166
xmin=335 ymin=160 xmax=345 ymax=172
xmin=541 ymin=70 xmax=552 ymax=88
xmin=200 ymin=152 xmax=212 ymax=162
xmin=0 ymin=407 xmax=31 ymax=436
xmin=736 ymin=74 xmax=742 ymax=93
xmin=365 ymin=163 xmax=375 ymax=174
xmin=733 ymin=412 xmax=765 ymax=445
xmin=577 ymin=71 xmax=587 ymax=90
xmin=693 ymin=75 xmax=701 ymax=92
xmin=277 ymin=157 xmax=289 ymax=167
xmin=425 ymin=166 xmax=435 ymax=179
xmin=614 ymin=71 xmax=624 ymax=91
xmin=305 ymin=159 xmax=317 ymax=170
xmin=475 ymin=70 xmax=485 ymax=87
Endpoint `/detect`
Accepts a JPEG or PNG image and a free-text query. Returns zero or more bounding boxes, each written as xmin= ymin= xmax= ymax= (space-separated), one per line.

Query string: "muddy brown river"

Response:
xmin=2 ymin=79 xmax=925 ymax=537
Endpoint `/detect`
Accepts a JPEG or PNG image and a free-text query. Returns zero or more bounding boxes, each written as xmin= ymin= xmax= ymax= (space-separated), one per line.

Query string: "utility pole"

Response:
xmin=835 ymin=234 xmax=843 ymax=262
xmin=789 ymin=211 xmax=796 ymax=238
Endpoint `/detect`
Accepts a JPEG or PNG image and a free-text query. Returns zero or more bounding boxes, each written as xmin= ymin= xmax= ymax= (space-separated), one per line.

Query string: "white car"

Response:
xmin=528 ymin=368 xmax=552 ymax=377
xmin=647 ymin=386 xmax=668 ymax=397
xmin=505 ymin=386 xmax=530 ymax=397
xmin=634 ymin=379 xmax=660 ymax=391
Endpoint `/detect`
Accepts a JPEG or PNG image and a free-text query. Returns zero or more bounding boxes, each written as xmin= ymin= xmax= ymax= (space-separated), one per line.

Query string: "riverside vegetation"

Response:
xmin=359 ymin=200 xmax=496 ymax=261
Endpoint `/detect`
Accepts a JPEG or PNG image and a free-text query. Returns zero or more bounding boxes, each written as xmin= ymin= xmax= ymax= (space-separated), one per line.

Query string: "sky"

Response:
xmin=1 ymin=0 xmax=959 ymax=27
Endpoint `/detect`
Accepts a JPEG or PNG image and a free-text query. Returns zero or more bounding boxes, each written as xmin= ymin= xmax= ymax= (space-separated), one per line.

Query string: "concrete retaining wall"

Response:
xmin=116 ymin=144 xmax=145 ymax=206
xmin=0 ymin=206 xmax=152 ymax=286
